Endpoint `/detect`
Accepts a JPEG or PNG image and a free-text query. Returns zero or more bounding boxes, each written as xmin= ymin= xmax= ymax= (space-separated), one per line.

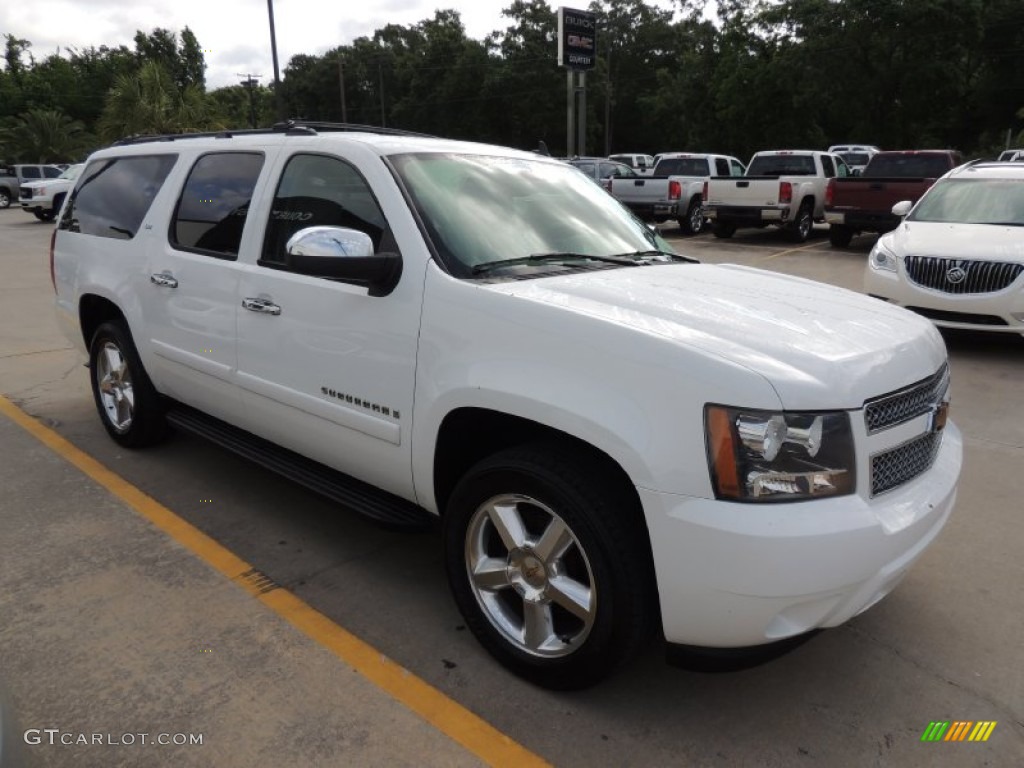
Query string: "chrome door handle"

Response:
xmin=242 ymin=297 xmax=282 ymax=316
xmin=150 ymin=272 xmax=178 ymax=288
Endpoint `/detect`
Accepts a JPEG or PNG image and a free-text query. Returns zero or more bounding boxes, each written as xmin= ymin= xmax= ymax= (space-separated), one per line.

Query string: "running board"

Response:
xmin=165 ymin=405 xmax=434 ymax=531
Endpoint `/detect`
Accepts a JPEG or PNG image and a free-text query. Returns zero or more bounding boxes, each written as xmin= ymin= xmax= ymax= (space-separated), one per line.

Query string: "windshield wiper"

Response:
xmin=471 ymin=252 xmax=641 ymax=275
xmin=613 ymin=249 xmax=699 ymax=264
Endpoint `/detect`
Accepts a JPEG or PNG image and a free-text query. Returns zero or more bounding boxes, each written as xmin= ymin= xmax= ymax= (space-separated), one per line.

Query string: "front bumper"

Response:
xmin=865 ymin=262 xmax=1024 ymax=333
xmin=641 ymin=422 xmax=961 ymax=647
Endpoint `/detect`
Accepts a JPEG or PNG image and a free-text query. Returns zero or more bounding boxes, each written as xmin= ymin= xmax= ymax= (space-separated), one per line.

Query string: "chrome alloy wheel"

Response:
xmin=95 ymin=341 xmax=135 ymax=433
xmin=465 ymin=494 xmax=596 ymax=658
xmin=689 ymin=203 xmax=704 ymax=234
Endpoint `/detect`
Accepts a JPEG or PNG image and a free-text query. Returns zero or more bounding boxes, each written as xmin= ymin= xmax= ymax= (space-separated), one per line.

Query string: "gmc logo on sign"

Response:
xmin=567 ymin=35 xmax=593 ymax=50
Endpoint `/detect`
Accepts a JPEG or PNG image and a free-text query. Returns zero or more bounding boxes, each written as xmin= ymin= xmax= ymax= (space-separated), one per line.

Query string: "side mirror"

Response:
xmin=286 ymin=226 xmax=402 ymax=296
xmin=891 ymin=200 xmax=913 ymax=217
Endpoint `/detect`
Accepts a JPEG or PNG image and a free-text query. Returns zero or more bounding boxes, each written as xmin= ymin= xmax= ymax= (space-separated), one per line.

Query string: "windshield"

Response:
xmin=654 ymin=158 xmax=710 ymax=176
xmin=390 ymin=153 xmax=674 ymax=277
xmin=59 ymin=164 xmax=84 ymax=181
xmin=908 ymin=179 xmax=1024 ymax=225
xmin=839 ymin=152 xmax=871 ymax=166
xmin=747 ymin=155 xmax=816 ymax=176
xmin=863 ymin=154 xmax=951 ymax=178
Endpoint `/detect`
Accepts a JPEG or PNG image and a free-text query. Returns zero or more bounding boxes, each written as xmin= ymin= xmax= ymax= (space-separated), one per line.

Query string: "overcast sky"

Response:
xmin=4 ymin=0 xmax=683 ymax=89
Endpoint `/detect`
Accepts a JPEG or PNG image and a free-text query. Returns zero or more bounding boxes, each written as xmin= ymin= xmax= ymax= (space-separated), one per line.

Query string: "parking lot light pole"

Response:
xmin=267 ymin=0 xmax=284 ymax=121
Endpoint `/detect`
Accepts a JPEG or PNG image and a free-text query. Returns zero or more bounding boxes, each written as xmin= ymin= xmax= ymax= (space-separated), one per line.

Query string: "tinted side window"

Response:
xmin=821 ymin=155 xmax=836 ymax=178
xmin=22 ymin=168 xmax=41 ymax=179
xmin=59 ymin=155 xmax=178 ymax=240
xmin=171 ymin=152 xmax=264 ymax=258
xmin=43 ymin=167 xmax=62 ymax=178
xmin=714 ymin=158 xmax=729 ymax=175
xmin=261 ymin=153 xmax=387 ymax=267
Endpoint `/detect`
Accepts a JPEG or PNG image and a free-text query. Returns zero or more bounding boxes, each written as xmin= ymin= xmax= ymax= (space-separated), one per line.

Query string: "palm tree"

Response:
xmin=98 ymin=60 xmax=221 ymax=141
xmin=0 ymin=109 xmax=90 ymax=162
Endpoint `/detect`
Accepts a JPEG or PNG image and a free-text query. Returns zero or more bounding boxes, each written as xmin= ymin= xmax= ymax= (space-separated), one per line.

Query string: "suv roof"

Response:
xmin=947 ymin=162 xmax=1024 ymax=180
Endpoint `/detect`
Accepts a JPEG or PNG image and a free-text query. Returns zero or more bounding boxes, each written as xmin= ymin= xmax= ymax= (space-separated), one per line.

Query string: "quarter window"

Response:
xmin=58 ymin=155 xmax=178 ymax=240
xmin=171 ymin=152 xmax=264 ymax=258
xmin=261 ymin=153 xmax=387 ymax=267
xmin=22 ymin=168 xmax=41 ymax=179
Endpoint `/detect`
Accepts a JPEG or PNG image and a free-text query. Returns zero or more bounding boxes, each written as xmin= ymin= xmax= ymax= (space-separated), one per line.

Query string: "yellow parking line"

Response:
xmin=0 ymin=395 xmax=550 ymax=768
xmin=757 ymin=241 xmax=827 ymax=261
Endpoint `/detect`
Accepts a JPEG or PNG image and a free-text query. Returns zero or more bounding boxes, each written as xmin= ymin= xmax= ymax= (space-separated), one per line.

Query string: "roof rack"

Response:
xmin=112 ymin=120 xmax=434 ymax=146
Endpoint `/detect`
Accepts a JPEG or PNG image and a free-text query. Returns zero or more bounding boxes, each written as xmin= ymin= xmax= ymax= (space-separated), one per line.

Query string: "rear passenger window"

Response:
xmin=821 ymin=155 xmax=836 ymax=178
xmin=715 ymin=158 xmax=729 ymax=175
xmin=58 ymin=155 xmax=177 ymax=240
xmin=261 ymin=153 xmax=387 ymax=267
xmin=43 ymin=167 xmax=62 ymax=179
xmin=171 ymin=152 xmax=264 ymax=258
xmin=22 ymin=168 xmax=40 ymax=179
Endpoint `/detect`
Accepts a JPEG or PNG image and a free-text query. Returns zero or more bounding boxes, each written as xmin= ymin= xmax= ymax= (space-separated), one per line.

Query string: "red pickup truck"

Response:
xmin=824 ymin=150 xmax=963 ymax=247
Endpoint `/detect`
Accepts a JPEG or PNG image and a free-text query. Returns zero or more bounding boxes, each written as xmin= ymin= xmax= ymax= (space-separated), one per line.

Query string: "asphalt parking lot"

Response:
xmin=0 ymin=210 xmax=1022 ymax=767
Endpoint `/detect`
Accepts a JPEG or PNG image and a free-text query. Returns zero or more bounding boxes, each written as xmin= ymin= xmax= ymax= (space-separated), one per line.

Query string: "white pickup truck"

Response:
xmin=609 ymin=153 xmax=746 ymax=234
xmin=703 ymin=150 xmax=852 ymax=241
xmin=53 ymin=123 xmax=960 ymax=689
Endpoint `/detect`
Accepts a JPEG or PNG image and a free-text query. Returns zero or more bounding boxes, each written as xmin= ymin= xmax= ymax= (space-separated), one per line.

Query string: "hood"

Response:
xmin=485 ymin=264 xmax=946 ymax=410
xmin=886 ymin=221 xmax=1024 ymax=262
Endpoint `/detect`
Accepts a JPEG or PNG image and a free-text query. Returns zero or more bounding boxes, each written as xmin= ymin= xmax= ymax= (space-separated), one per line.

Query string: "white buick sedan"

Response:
xmin=865 ymin=162 xmax=1024 ymax=333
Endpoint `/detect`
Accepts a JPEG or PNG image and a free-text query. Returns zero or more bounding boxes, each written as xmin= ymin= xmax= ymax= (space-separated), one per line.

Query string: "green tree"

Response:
xmin=0 ymin=108 xmax=90 ymax=162
xmin=98 ymin=60 xmax=220 ymax=140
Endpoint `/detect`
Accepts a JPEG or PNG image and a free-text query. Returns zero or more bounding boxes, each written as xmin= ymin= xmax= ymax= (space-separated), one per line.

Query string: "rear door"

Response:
xmin=142 ymin=150 xmax=271 ymax=425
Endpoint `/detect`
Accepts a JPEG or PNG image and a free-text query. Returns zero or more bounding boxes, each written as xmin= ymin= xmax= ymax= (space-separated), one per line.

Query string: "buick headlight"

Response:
xmin=869 ymin=241 xmax=898 ymax=272
xmin=705 ymin=405 xmax=856 ymax=502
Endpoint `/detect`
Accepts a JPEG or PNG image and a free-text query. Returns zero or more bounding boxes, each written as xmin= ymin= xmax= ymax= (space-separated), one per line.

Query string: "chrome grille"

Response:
xmin=871 ymin=431 xmax=942 ymax=496
xmin=904 ymin=255 xmax=1023 ymax=294
xmin=864 ymin=365 xmax=949 ymax=433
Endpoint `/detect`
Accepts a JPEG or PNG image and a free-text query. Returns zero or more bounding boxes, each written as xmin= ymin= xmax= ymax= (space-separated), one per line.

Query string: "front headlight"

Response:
xmin=705 ymin=405 xmax=856 ymax=502
xmin=869 ymin=241 xmax=898 ymax=272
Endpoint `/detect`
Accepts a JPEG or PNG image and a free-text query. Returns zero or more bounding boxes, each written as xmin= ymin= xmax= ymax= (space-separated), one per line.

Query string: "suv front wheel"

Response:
xmin=443 ymin=445 xmax=655 ymax=689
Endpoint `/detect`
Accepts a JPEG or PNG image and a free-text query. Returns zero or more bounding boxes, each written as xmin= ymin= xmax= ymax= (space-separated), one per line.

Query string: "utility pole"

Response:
xmin=338 ymin=57 xmax=347 ymax=123
xmin=266 ymin=0 xmax=284 ymax=121
xmin=378 ymin=63 xmax=386 ymax=128
xmin=604 ymin=45 xmax=612 ymax=156
xmin=238 ymin=74 xmax=261 ymax=128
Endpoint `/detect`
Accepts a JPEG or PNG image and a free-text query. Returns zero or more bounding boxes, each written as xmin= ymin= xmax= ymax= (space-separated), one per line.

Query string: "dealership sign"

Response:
xmin=557 ymin=7 xmax=597 ymax=70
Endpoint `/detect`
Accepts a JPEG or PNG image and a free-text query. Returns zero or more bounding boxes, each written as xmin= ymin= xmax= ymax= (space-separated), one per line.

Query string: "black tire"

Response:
xmin=443 ymin=445 xmax=656 ymax=690
xmin=0 ymin=189 xmax=10 ymax=209
xmin=678 ymin=197 xmax=706 ymax=236
xmin=712 ymin=220 xmax=736 ymax=239
xmin=828 ymin=225 xmax=854 ymax=248
xmin=88 ymin=320 xmax=167 ymax=448
xmin=788 ymin=201 xmax=814 ymax=243
xmin=34 ymin=210 xmax=55 ymax=222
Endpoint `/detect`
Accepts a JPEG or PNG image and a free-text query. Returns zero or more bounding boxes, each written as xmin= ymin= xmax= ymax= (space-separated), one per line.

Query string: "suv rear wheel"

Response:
xmin=444 ymin=445 xmax=655 ymax=690
xmin=89 ymin=321 xmax=167 ymax=447
xmin=0 ymin=189 xmax=10 ymax=209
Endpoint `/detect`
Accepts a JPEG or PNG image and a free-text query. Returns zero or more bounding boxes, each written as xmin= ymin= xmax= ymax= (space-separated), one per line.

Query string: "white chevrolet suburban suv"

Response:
xmin=52 ymin=123 xmax=962 ymax=689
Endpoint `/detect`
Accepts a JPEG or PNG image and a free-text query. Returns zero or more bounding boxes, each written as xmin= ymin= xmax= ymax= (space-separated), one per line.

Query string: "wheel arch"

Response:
xmin=433 ymin=407 xmax=648 ymax=533
xmin=79 ymin=294 xmax=128 ymax=350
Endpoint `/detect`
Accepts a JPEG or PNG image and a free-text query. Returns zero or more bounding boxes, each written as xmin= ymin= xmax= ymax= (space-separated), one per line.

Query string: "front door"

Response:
xmin=234 ymin=152 xmax=422 ymax=500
